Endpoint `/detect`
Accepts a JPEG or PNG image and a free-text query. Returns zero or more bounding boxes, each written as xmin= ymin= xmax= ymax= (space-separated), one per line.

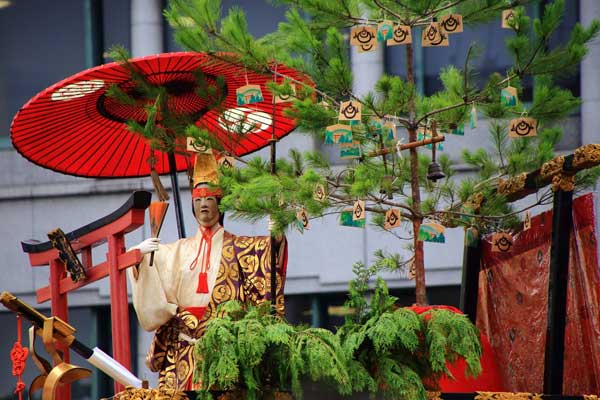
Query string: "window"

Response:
xmin=0 ymin=0 xmax=130 ymax=146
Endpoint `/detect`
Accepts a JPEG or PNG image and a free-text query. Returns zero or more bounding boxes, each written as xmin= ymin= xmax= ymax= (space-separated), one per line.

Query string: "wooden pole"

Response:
xmin=270 ymin=70 xmax=278 ymax=314
xmin=460 ymin=235 xmax=481 ymax=324
xmin=406 ymin=41 xmax=427 ymax=306
xmin=543 ymin=187 xmax=573 ymax=394
xmin=168 ymin=151 xmax=186 ymax=239
xmin=49 ymin=258 xmax=70 ymax=400
xmin=365 ymin=135 xmax=445 ymax=158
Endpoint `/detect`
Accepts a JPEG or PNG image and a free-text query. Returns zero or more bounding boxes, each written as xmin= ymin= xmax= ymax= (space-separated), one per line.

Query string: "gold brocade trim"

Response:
xmin=583 ymin=395 xmax=599 ymax=400
xmin=540 ymin=155 xmax=565 ymax=180
xmin=426 ymin=391 xmax=442 ymax=400
xmin=497 ymin=173 xmax=527 ymax=197
xmin=572 ymin=143 xmax=600 ymax=170
xmin=551 ymin=173 xmax=575 ymax=192
xmin=475 ymin=392 xmax=542 ymax=400
xmin=471 ymin=192 xmax=485 ymax=213
xmin=113 ymin=387 xmax=189 ymax=400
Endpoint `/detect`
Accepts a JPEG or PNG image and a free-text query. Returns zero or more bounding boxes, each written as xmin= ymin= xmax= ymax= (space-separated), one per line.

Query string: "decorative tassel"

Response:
xmin=10 ymin=314 xmax=28 ymax=400
xmin=196 ymin=272 xmax=209 ymax=293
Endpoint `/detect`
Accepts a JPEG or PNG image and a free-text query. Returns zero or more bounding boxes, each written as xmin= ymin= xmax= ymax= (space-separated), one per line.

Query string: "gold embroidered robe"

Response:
xmin=128 ymin=229 xmax=287 ymax=390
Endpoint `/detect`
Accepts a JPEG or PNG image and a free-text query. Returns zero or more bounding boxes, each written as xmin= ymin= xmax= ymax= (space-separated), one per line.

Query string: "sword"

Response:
xmin=1 ymin=291 xmax=142 ymax=388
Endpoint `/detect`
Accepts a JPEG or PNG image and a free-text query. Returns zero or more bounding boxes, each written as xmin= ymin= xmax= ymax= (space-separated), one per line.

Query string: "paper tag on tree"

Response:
xmin=509 ymin=117 xmax=537 ymax=138
xmin=186 ymin=137 xmax=212 ymax=153
xmin=368 ymin=118 xmax=383 ymax=136
xmin=451 ymin=124 xmax=465 ymax=136
xmin=340 ymin=209 xmax=365 ymax=228
xmin=382 ymin=122 xmax=396 ymax=141
xmin=353 ymin=200 xmax=366 ymax=221
xmin=501 ymin=86 xmax=518 ymax=106
xmin=465 ymin=226 xmax=479 ymax=247
xmin=387 ymin=24 xmax=412 ymax=46
xmin=296 ymin=208 xmax=309 ymax=231
xmin=325 ymin=124 xmax=353 ymax=144
xmin=491 ymin=232 xmax=514 ymax=252
xmin=236 ymin=84 xmax=264 ymax=106
xmin=470 ymin=103 xmax=478 ymax=129
xmin=407 ymin=261 xmax=416 ymax=280
xmin=440 ymin=14 xmax=463 ymax=34
xmin=339 ymin=100 xmax=362 ymax=121
xmin=422 ymin=22 xmax=449 ymax=47
xmin=313 ymin=184 xmax=326 ymax=202
xmin=350 ymin=25 xmax=377 ymax=52
xmin=417 ymin=128 xmax=444 ymax=150
xmin=217 ymin=156 xmax=235 ymax=169
xmin=377 ymin=20 xmax=394 ymax=41
xmin=417 ymin=222 xmax=446 ymax=243
xmin=274 ymin=83 xmax=296 ymax=103
xmin=502 ymin=9 xmax=516 ymax=29
xmin=524 ymin=211 xmax=531 ymax=231
xmin=340 ymin=142 xmax=362 ymax=159
xmin=384 ymin=208 xmax=401 ymax=229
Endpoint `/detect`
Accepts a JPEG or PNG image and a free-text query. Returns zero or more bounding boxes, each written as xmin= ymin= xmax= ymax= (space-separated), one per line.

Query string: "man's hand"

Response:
xmin=131 ymin=238 xmax=160 ymax=255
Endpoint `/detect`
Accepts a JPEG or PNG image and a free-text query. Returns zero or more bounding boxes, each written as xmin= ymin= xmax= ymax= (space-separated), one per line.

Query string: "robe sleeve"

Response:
xmin=128 ymin=242 xmax=180 ymax=331
xmin=235 ymin=235 xmax=288 ymax=316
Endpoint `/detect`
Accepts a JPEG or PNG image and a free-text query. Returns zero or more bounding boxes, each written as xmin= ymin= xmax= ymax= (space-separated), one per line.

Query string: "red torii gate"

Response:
xmin=21 ymin=191 xmax=151 ymax=398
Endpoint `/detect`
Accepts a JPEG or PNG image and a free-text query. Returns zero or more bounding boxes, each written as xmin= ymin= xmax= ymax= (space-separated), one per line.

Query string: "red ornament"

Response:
xmin=10 ymin=315 xmax=28 ymax=399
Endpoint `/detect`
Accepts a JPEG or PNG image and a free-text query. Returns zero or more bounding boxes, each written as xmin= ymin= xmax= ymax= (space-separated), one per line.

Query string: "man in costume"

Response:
xmin=128 ymin=152 xmax=287 ymax=390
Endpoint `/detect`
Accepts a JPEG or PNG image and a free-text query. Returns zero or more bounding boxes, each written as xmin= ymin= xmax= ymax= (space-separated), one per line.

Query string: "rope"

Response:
xmin=10 ymin=314 xmax=28 ymax=400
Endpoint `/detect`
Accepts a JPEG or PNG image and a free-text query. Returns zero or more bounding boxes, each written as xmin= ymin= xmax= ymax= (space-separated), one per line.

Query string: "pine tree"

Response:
xmin=162 ymin=0 xmax=600 ymax=305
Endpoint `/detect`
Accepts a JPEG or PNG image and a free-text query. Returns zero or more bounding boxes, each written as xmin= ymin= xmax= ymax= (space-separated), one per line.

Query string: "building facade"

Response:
xmin=0 ymin=1 xmax=598 ymax=398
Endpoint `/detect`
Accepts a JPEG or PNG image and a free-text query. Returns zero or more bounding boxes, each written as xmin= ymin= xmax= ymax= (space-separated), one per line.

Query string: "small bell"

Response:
xmin=426 ymin=119 xmax=445 ymax=182
xmin=427 ymin=161 xmax=445 ymax=182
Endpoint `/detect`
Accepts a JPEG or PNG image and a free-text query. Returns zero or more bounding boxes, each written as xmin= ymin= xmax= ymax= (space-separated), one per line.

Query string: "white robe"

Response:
xmin=128 ymin=227 xmax=224 ymax=332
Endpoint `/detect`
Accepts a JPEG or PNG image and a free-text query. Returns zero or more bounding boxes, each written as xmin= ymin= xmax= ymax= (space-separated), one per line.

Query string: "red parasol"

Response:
xmin=11 ymin=52 xmax=310 ymax=178
xmin=11 ymin=52 xmax=312 ymax=237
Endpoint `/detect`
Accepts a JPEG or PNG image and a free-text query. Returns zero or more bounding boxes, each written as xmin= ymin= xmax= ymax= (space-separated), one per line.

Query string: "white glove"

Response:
xmin=131 ymin=238 xmax=160 ymax=255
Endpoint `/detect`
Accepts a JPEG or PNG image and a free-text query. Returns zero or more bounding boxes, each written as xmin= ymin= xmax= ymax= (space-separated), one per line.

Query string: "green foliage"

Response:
xmin=195 ymin=301 xmax=350 ymax=399
xmin=337 ymin=262 xmax=482 ymax=398
xmin=160 ymin=0 xmax=600 ymax=249
xmin=197 ymin=264 xmax=482 ymax=399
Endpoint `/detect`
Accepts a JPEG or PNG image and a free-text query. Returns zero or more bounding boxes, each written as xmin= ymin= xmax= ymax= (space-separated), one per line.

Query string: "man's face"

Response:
xmin=194 ymin=195 xmax=220 ymax=227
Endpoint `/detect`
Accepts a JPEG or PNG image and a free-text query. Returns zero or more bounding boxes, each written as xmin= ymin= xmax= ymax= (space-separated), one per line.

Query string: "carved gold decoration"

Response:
xmin=551 ymin=173 xmax=575 ymax=192
xmin=475 ymin=392 xmax=543 ymax=400
xmin=438 ymin=213 xmax=459 ymax=228
xmin=37 ymin=317 xmax=91 ymax=400
xmin=584 ymin=395 xmax=599 ymax=400
xmin=426 ymin=391 xmax=442 ymax=400
xmin=572 ymin=143 xmax=600 ymax=170
xmin=540 ymin=155 xmax=565 ymax=181
xmin=471 ymin=192 xmax=485 ymax=213
xmin=497 ymin=173 xmax=527 ymax=197
xmin=114 ymin=387 xmax=189 ymax=400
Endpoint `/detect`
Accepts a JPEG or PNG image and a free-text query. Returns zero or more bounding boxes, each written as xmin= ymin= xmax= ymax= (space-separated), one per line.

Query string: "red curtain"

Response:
xmin=477 ymin=193 xmax=600 ymax=394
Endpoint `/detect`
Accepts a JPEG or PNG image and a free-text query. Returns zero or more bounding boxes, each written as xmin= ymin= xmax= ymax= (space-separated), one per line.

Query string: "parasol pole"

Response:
xmin=270 ymin=68 xmax=279 ymax=315
xmin=168 ymin=151 xmax=186 ymax=239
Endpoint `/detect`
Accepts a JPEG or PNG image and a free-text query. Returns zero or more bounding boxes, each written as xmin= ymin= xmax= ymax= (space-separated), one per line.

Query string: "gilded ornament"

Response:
xmin=572 ymin=143 xmax=600 ymax=170
xmin=471 ymin=192 xmax=485 ymax=213
xmin=540 ymin=155 xmax=565 ymax=181
xmin=475 ymin=392 xmax=548 ymax=400
xmin=551 ymin=173 xmax=575 ymax=192
xmin=497 ymin=173 xmax=527 ymax=197
xmin=427 ymin=391 xmax=442 ymax=400
xmin=114 ymin=387 xmax=189 ymax=400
